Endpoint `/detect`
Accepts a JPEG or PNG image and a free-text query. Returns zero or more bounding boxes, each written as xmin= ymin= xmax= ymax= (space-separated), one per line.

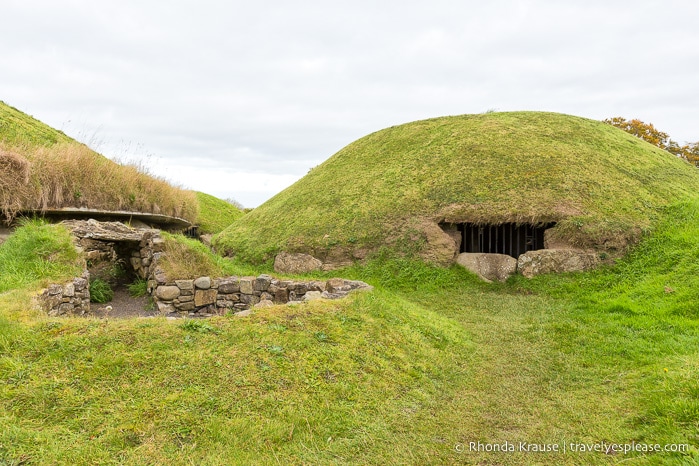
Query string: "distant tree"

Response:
xmin=604 ymin=117 xmax=698 ymax=167
xmin=224 ymin=197 xmax=245 ymax=210
xmin=682 ymin=142 xmax=699 ymax=167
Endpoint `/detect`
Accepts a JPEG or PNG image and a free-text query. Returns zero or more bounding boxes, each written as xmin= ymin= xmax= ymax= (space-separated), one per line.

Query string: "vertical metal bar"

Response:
xmin=509 ymin=224 xmax=513 ymax=257
xmin=495 ymin=225 xmax=499 ymax=254
xmin=516 ymin=225 xmax=520 ymax=257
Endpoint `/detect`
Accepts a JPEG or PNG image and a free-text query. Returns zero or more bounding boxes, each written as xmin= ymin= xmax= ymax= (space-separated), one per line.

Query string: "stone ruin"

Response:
xmin=39 ymin=219 xmax=372 ymax=317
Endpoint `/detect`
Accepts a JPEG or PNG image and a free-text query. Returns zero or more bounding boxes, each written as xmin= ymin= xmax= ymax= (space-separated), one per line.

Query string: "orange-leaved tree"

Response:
xmin=604 ymin=117 xmax=698 ymax=167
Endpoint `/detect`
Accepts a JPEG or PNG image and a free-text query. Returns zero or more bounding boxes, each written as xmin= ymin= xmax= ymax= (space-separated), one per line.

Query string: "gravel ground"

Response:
xmin=91 ymin=288 xmax=157 ymax=319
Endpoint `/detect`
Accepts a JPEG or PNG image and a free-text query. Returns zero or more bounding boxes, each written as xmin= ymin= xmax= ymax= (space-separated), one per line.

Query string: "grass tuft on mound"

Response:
xmin=214 ymin=112 xmax=699 ymax=264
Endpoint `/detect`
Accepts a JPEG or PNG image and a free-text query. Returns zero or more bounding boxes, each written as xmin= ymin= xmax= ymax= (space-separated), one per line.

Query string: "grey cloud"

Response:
xmin=1 ymin=0 xmax=698 ymax=206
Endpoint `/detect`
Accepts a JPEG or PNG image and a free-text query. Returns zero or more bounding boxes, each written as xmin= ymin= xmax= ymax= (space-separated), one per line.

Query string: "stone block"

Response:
xmin=194 ymin=289 xmax=217 ymax=307
xmin=178 ymin=295 xmax=194 ymax=303
xmin=254 ymin=275 xmax=272 ymax=291
xmin=178 ymin=302 xmax=196 ymax=312
xmin=239 ymin=294 xmax=260 ymax=305
xmin=156 ymin=301 xmax=176 ymax=314
xmin=274 ymin=288 xmax=289 ymax=303
xmin=218 ymin=277 xmax=240 ymax=293
xmin=239 ymin=277 xmax=255 ymax=294
xmin=151 ymin=237 xmax=165 ymax=252
xmin=175 ymin=279 xmax=194 ymax=291
xmin=63 ymin=283 xmax=75 ymax=297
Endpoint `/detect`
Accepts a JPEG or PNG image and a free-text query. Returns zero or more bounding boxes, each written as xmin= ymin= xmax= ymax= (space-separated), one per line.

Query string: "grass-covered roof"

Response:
xmin=0 ymin=101 xmax=199 ymax=223
xmin=214 ymin=111 xmax=699 ymax=264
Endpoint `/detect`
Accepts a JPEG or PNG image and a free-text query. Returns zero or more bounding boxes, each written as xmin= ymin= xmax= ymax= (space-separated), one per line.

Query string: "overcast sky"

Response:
xmin=2 ymin=1 xmax=698 ymax=206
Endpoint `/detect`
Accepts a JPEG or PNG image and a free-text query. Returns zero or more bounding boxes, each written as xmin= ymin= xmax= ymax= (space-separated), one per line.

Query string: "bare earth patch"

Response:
xmin=92 ymin=288 xmax=156 ymax=319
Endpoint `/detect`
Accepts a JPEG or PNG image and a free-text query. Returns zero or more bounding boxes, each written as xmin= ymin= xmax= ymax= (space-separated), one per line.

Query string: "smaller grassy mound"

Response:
xmin=0 ymin=101 xmax=198 ymax=222
xmin=0 ymin=289 xmax=471 ymax=464
xmin=0 ymin=219 xmax=82 ymax=293
xmin=194 ymin=191 xmax=244 ymax=235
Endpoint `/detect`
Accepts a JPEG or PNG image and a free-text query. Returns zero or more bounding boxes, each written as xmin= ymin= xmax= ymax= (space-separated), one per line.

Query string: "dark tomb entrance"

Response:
xmin=458 ymin=223 xmax=554 ymax=259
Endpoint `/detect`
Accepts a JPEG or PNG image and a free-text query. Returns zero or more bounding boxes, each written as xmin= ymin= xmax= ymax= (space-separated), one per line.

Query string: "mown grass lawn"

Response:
xmin=2 ymin=201 xmax=699 ymax=465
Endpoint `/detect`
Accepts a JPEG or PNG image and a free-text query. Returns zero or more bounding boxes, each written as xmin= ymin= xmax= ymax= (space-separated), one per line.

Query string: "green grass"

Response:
xmin=0 ymin=218 xmax=82 ymax=293
xmin=194 ymin=191 xmax=244 ymax=235
xmin=2 ymin=201 xmax=699 ymax=463
xmin=214 ymin=112 xmax=699 ymax=264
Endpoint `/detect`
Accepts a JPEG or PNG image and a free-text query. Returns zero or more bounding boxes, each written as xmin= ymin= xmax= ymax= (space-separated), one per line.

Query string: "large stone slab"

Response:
xmin=274 ymin=252 xmax=323 ymax=274
xmin=194 ymin=289 xmax=218 ymax=306
xmin=517 ymin=249 xmax=599 ymax=278
xmin=456 ymin=253 xmax=517 ymax=282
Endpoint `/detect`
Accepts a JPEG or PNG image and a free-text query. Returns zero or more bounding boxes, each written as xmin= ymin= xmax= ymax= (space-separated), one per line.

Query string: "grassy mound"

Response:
xmin=0 ymin=219 xmax=82 ymax=293
xmin=214 ymin=112 xmax=699 ymax=264
xmin=194 ymin=191 xmax=244 ymax=235
xmin=0 ymin=101 xmax=198 ymax=222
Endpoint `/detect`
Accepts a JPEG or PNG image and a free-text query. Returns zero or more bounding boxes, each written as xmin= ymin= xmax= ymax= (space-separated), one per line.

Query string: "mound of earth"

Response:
xmin=214 ymin=112 xmax=699 ymax=266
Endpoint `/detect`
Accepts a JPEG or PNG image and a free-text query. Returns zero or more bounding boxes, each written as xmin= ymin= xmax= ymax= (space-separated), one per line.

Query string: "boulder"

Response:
xmin=517 ymin=249 xmax=599 ymax=278
xmin=156 ymin=285 xmax=180 ymax=301
xmin=456 ymin=253 xmax=517 ymax=282
xmin=194 ymin=276 xmax=211 ymax=290
xmin=274 ymin=252 xmax=323 ymax=274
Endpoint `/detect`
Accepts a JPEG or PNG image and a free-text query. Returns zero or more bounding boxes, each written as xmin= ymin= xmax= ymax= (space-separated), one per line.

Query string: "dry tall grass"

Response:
xmin=0 ymin=141 xmax=198 ymax=222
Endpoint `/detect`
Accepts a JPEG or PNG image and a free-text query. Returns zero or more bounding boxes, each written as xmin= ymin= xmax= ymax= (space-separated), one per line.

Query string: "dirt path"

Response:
xmin=91 ymin=288 xmax=156 ymax=319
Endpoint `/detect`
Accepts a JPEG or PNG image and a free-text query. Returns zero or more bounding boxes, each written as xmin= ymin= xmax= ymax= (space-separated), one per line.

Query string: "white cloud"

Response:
xmin=1 ymin=0 xmax=698 ymax=205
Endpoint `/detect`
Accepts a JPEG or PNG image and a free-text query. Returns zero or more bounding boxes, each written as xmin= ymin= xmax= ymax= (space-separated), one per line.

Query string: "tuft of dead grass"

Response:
xmin=0 ymin=141 xmax=198 ymax=223
xmin=157 ymin=233 xmax=222 ymax=280
xmin=0 ymin=150 xmax=32 ymax=219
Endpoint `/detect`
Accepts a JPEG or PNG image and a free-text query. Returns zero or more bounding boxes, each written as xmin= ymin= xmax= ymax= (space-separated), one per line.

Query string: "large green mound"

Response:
xmin=0 ymin=101 xmax=198 ymax=222
xmin=215 ymin=112 xmax=699 ymax=265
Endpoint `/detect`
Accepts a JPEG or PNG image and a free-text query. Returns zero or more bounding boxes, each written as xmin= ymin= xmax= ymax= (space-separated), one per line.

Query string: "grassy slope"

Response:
xmin=2 ymin=198 xmax=699 ymax=464
xmin=194 ymin=192 xmax=244 ymax=235
xmin=215 ymin=112 xmax=699 ymax=263
xmin=0 ymin=219 xmax=82 ymax=292
xmin=0 ymin=101 xmax=198 ymax=222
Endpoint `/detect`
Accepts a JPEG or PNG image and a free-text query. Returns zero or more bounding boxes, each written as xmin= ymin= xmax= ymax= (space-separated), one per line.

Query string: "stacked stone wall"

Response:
xmin=40 ymin=271 xmax=90 ymax=316
xmin=151 ymin=275 xmax=371 ymax=317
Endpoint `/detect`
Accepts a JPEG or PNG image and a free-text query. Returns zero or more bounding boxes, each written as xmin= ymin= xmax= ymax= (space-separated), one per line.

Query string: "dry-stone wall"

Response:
xmin=151 ymin=275 xmax=372 ymax=317
xmin=40 ymin=270 xmax=90 ymax=316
